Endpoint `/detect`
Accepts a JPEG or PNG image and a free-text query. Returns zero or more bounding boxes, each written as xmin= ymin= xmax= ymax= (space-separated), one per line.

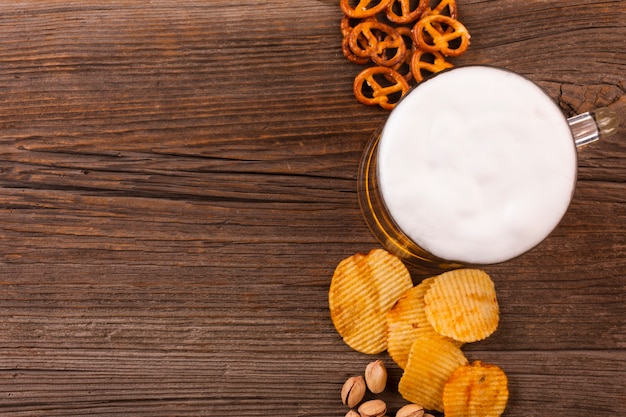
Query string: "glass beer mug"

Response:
xmin=357 ymin=66 xmax=620 ymax=272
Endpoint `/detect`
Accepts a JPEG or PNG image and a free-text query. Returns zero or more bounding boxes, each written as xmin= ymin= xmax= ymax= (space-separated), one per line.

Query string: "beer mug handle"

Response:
xmin=568 ymin=107 xmax=620 ymax=147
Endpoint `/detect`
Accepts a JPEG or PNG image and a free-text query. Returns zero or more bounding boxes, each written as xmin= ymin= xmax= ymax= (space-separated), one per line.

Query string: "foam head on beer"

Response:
xmin=377 ymin=66 xmax=577 ymax=265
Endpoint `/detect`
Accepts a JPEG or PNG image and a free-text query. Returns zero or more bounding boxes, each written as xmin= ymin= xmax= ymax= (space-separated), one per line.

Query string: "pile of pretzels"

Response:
xmin=341 ymin=0 xmax=471 ymax=110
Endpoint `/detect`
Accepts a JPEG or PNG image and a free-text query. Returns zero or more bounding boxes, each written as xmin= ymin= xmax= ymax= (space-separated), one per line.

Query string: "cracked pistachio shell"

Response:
xmin=341 ymin=375 xmax=366 ymax=408
xmin=396 ymin=403 xmax=425 ymax=417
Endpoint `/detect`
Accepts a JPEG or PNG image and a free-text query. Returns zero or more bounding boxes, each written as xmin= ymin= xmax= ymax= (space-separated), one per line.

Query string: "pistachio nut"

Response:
xmin=341 ymin=375 xmax=366 ymax=408
xmin=364 ymin=360 xmax=387 ymax=394
xmin=358 ymin=399 xmax=387 ymax=417
xmin=345 ymin=410 xmax=360 ymax=417
xmin=396 ymin=403 xmax=425 ymax=417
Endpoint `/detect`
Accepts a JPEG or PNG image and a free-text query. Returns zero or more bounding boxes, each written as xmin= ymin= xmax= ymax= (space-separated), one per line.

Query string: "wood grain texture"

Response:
xmin=0 ymin=0 xmax=624 ymax=416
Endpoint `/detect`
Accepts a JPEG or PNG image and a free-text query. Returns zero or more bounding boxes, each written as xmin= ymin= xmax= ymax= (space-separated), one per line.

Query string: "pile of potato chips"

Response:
xmin=329 ymin=249 xmax=509 ymax=416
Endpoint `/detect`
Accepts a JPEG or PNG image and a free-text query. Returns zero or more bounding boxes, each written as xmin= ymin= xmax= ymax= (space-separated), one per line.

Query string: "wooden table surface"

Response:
xmin=0 ymin=1 xmax=624 ymax=416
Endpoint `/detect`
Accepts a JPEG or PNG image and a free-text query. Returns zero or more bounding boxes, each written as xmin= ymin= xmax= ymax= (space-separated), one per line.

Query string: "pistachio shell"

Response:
xmin=341 ymin=375 xmax=366 ymax=408
xmin=396 ymin=403 xmax=425 ymax=417
xmin=358 ymin=399 xmax=387 ymax=417
xmin=365 ymin=360 xmax=388 ymax=394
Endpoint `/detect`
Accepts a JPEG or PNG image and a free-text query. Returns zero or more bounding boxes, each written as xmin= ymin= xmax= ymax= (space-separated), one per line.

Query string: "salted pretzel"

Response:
xmin=341 ymin=16 xmax=379 ymax=64
xmin=420 ymin=0 xmax=458 ymax=37
xmin=392 ymin=26 xmax=415 ymax=82
xmin=386 ymin=0 xmax=428 ymax=24
xmin=340 ymin=15 xmax=377 ymax=37
xmin=339 ymin=0 xmax=470 ymax=109
xmin=396 ymin=25 xmax=415 ymax=49
xmin=349 ymin=21 xmax=407 ymax=66
xmin=410 ymin=49 xmax=453 ymax=82
xmin=353 ymin=66 xmax=410 ymax=110
xmin=340 ymin=0 xmax=393 ymax=18
xmin=422 ymin=0 xmax=457 ymax=20
xmin=342 ymin=35 xmax=371 ymax=64
xmin=412 ymin=14 xmax=470 ymax=56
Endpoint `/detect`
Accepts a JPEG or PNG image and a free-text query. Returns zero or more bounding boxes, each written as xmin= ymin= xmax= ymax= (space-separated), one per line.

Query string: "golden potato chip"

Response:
xmin=398 ymin=334 xmax=468 ymax=411
xmin=329 ymin=249 xmax=413 ymax=354
xmin=386 ymin=278 xmax=435 ymax=368
xmin=387 ymin=277 xmax=462 ymax=369
xmin=443 ymin=360 xmax=509 ymax=417
xmin=366 ymin=249 xmax=413 ymax=311
xmin=328 ymin=263 xmax=382 ymax=354
xmin=424 ymin=269 xmax=499 ymax=343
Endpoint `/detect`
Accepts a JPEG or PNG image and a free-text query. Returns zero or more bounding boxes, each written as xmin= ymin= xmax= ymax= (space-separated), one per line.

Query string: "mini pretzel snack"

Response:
xmin=329 ymin=250 xmax=509 ymax=415
xmin=353 ymin=66 xmax=411 ymax=110
xmin=340 ymin=0 xmax=471 ymax=109
xmin=413 ymin=14 xmax=470 ymax=57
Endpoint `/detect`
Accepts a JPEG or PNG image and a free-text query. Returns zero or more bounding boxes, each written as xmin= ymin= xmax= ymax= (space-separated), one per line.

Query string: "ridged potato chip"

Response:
xmin=424 ymin=269 xmax=499 ymax=343
xmin=366 ymin=249 xmax=414 ymax=311
xmin=443 ymin=360 xmax=509 ymax=417
xmin=398 ymin=334 xmax=468 ymax=411
xmin=387 ymin=277 xmax=462 ymax=369
xmin=329 ymin=249 xmax=413 ymax=354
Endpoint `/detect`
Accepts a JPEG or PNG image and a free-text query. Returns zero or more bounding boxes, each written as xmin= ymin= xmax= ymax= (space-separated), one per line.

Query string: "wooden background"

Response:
xmin=0 ymin=1 xmax=624 ymax=416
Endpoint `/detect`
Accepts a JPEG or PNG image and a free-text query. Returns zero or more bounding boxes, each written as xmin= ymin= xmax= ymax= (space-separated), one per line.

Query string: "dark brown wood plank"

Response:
xmin=0 ymin=0 xmax=623 ymax=416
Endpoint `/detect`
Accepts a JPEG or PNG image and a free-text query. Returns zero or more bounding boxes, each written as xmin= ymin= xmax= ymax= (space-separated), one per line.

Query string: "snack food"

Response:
xmin=424 ymin=269 xmax=499 ymax=343
xmin=328 ymin=249 xmax=413 ymax=353
xmin=365 ymin=359 xmax=388 ymax=393
xmin=391 ymin=26 xmax=416 ymax=81
xmin=395 ymin=403 xmax=425 ymax=417
xmin=339 ymin=0 xmax=471 ymax=109
xmin=386 ymin=0 xmax=427 ymax=24
xmin=341 ymin=15 xmax=378 ymax=64
xmin=442 ymin=361 xmax=509 ymax=417
xmin=341 ymin=0 xmax=393 ymax=18
xmin=349 ymin=21 xmax=407 ymax=66
xmin=398 ymin=333 xmax=468 ymax=411
xmin=342 ymin=375 xmax=367 ymax=408
xmin=410 ymin=49 xmax=452 ymax=82
xmin=358 ymin=399 xmax=387 ymax=417
xmin=412 ymin=14 xmax=470 ymax=56
xmin=386 ymin=277 xmax=462 ymax=369
xmin=422 ymin=0 xmax=457 ymax=19
xmin=342 ymin=34 xmax=372 ymax=64
xmin=329 ymin=255 xmax=507 ymax=413
xmin=353 ymin=66 xmax=411 ymax=110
